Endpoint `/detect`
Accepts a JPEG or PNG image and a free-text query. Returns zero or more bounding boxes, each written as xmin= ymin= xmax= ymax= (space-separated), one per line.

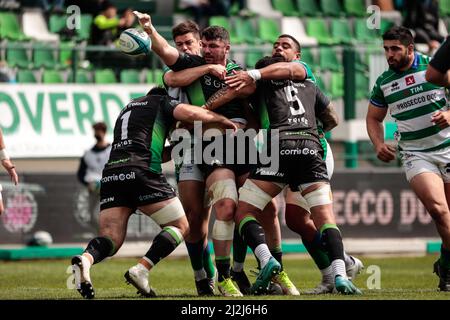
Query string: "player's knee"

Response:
xmin=214 ymin=198 xmax=236 ymax=221
xmin=427 ymin=202 xmax=450 ymax=224
xmin=212 ymin=219 xmax=235 ymax=241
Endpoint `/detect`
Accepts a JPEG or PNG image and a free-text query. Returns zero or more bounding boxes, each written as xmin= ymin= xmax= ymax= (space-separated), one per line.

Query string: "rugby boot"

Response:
xmin=124 ymin=265 xmax=157 ymax=297
xmin=72 ymin=255 xmax=95 ymax=299
xmin=272 ymin=270 xmax=300 ymax=295
xmin=195 ymin=278 xmax=215 ymax=296
xmin=217 ymin=277 xmax=243 ymax=297
xmin=335 ymin=275 xmax=362 ymax=295
xmin=433 ymin=260 xmax=450 ymax=292
xmin=251 ymin=257 xmax=281 ymax=295
xmin=346 ymin=256 xmax=364 ymax=280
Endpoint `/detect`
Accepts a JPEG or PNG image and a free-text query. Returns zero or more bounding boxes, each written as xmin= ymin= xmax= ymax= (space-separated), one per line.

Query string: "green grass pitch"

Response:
xmin=0 ymin=254 xmax=449 ymax=300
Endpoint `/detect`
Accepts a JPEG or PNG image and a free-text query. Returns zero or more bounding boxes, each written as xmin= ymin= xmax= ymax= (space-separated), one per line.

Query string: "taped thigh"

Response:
xmin=301 ymin=183 xmax=332 ymax=209
xmin=150 ymin=198 xmax=186 ymax=225
xmin=285 ymin=189 xmax=310 ymax=212
xmin=238 ymin=179 xmax=275 ymax=211
xmin=208 ymin=178 xmax=238 ymax=206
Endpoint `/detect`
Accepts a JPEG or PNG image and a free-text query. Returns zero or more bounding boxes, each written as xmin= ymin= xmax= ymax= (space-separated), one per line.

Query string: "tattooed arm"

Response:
xmin=204 ymin=83 xmax=256 ymax=110
xmin=317 ymin=103 xmax=339 ymax=132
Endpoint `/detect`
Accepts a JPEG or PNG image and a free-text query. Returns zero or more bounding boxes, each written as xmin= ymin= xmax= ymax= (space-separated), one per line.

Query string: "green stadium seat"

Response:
xmin=300 ymin=47 xmax=315 ymax=65
xmin=151 ymin=15 xmax=174 ymax=41
xmin=77 ymin=14 xmax=93 ymax=41
xmin=0 ymin=12 xmax=29 ymax=41
xmin=7 ymin=43 xmax=31 ymax=68
xmin=355 ymin=51 xmax=369 ymax=72
xmin=94 ymin=69 xmax=117 ymax=83
xmin=331 ymin=18 xmax=354 ymax=44
xmin=379 ymin=19 xmax=395 ymax=35
xmin=439 ymin=0 xmax=450 ymax=16
xmin=354 ymin=18 xmax=379 ymax=43
xmin=17 ymin=69 xmax=39 ymax=83
xmin=49 ymin=14 xmax=67 ymax=34
xmin=355 ymin=71 xmax=370 ymax=100
xmin=33 ymin=43 xmax=59 ymax=69
xmin=234 ymin=18 xmax=263 ymax=45
xmin=319 ymin=47 xmax=342 ymax=72
xmin=146 ymin=69 xmax=164 ymax=85
xmin=59 ymin=42 xmax=75 ymax=67
xmin=120 ymin=69 xmax=141 ymax=83
xmin=296 ymin=0 xmax=321 ymax=17
xmin=320 ymin=0 xmax=344 ymax=17
xmin=43 ymin=70 xmax=64 ymax=83
xmin=306 ymin=19 xmax=336 ymax=45
xmin=209 ymin=16 xmax=240 ymax=44
xmin=272 ymin=0 xmax=299 ymax=16
xmin=245 ymin=48 xmax=266 ymax=68
xmin=330 ymin=72 xmax=344 ymax=99
xmin=73 ymin=69 xmax=92 ymax=83
xmin=258 ymin=17 xmax=281 ymax=44
xmin=344 ymin=0 xmax=366 ymax=17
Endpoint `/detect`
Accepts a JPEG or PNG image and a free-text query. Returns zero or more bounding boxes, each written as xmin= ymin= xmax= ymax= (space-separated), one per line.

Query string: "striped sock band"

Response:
xmin=331 ymin=259 xmax=347 ymax=278
xmin=255 ymin=244 xmax=271 ymax=269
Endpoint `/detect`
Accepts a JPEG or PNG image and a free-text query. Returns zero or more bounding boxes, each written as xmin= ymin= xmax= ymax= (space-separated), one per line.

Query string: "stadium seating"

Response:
xmin=33 ymin=43 xmax=60 ymax=69
xmin=320 ymin=0 xmax=344 ymax=17
xmin=234 ymin=18 xmax=263 ymax=45
xmin=272 ymin=0 xmax=300 ymax=17
xmin=120 ymin=69 xmax=142 ymax=83
xmin=72 ymin=69 xmax=93 ymax=83
xmin=300 ymin=47 xmax=316 ymax=65
xmin=439 ymin=0 xmax=450 ymax=16
xmin=7 ymin=42 xmax=32 ymax=68
xmin=0 ymin=12 xmax=29 ymax=40
xmin=257 ymin=17 xmax=281 ymax=44
xmin=247 ymin=0 xmax=283 ymax=18
xmin=281 ymin=17 xmax=318 ymax=46
xmin=146 ymin=69 xmax=164 ymax=85
xmin=306 ymin=18 xmax=337 ymax=45
xmin=343 ymin=0 xmax=367 ymax=17
xmin=94 ymin=69 xmax=117 ymax=83
xmin=22 ymin=10 xmax=59 ymax=42
xmin=42 ymin=69 xmax=64 ymax=83
xmin=354 ymin=18 xmax=379 ymax=43
xmin=296 ymin=0 xmax=321 ymax=17
xmin=77 ymin=14 xmax=93 ymax=41
xmin=330 ymin=18 xmax=354 ymax=44
xmin=330 ymin=71 xmax=344 ymax=98
xmin=17 ymin=69 xmax=39 ymax=83
xmin=319 ymin=46 xmax=342 ymax=72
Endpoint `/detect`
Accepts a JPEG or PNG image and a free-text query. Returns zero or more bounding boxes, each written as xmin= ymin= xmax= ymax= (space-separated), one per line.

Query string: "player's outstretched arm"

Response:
xmin=225 ymin=62 xmax=306 ymax=91
xmin=317 ymin=103 xmax=339 ymax=132
xmin=134 ymin=11 xmax=179 ymax=66
xmin=204 ymin=83 xmax=256 ymax=111
xmin=173 ymin=104 xmax=238 ymax=132
xmin=164 ymin=64 xmax=226 ymax=87
xmin=366 ymin=102 xmax=396 ymax=162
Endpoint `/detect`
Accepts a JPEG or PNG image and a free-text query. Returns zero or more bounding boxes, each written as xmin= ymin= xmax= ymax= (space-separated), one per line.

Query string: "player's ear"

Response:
xmin=407 ymin=43 xmax=414 ymax=55
xmin=225 ymin=43 xmax=230 ymax=54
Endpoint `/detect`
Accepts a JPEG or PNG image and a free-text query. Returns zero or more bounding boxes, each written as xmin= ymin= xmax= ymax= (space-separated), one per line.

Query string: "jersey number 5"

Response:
xmin=284 ymin=85 xmax=305 ymax=116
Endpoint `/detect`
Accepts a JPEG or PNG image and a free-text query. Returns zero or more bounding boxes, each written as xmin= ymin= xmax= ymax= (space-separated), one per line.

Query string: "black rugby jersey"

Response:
xmin=105 ymin=95 xmax=180 ymax=174
xmin=255 ymin=78 xmax=330 ymax=142
xmin=169 ymin=53 xmax=246 ymax=121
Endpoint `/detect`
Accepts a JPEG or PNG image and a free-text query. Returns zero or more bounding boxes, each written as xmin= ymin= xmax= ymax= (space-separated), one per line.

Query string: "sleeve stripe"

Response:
xmin=370 ymin=99 xmax=387 ymax=108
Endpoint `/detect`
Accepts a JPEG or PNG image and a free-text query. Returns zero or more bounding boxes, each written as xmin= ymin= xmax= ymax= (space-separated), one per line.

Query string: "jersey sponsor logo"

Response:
xmin=390 ymin=81 xmax=400 ymax=93
xmin=129 ymin=101 xmax=148 ymax=107
xmin=255 ymin=167 xmax=284 ymax=177
xmin=139 ymin=192 xmax=165 ymax=201
xmin=107 ymin=157 xmax=130 ymax=165
xmin=101 ymin=171 xmax=136 ymax=183
xmin=395 ymin=92 xmax=438 ymax=110
xmin=405 ymin=75 xmax=415 ymax=86
xmin=203 ymin=75 xmax=227 ymax=89
xmin=280 ymin=147 xmax=318 ymax=156
xmin=113 ymin=139 xmax=133 ymax=150
xmin=100 ymin=197 xmax=114 ymax=205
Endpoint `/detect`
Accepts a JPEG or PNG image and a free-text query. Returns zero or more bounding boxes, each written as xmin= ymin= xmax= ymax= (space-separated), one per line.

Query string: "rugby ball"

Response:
xmin=118 ymin=28 xmax=151 ymax=55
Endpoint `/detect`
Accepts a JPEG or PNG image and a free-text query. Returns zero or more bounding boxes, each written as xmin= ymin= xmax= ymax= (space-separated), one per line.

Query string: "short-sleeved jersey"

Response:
xmin=105 ymin=95 xmax=180 ymax=173
xmin=169 ymin=53 xmax=246 ymax=122
xmin=255 ymin=78 xmax=330 ymax=143
xmin=370 ymin=52 xmax=450 ymax=152
xmin=430 ymin=36 xmax=450 ymax=74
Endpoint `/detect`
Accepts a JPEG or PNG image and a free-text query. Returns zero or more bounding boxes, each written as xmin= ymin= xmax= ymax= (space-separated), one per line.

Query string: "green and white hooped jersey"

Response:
xmin=370 ymin=53 xmax=450 ymax=152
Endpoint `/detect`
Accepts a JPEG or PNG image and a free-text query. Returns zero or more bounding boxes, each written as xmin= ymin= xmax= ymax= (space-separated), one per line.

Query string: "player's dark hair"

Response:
xmin=92 ymin=122 xmax=107 ymax=132
xmin=255 ymin=55 xmax=286 ymax=69
xmin=278 ymin=34 xmax=301 ymax=52
xmin=172 ymin=20 xmax=200 ymax=40
xmin=201 ymin=26 xmax=230 ymax=43
xmin=382 ymin=26 xmax=414 ymax=46
xmin=147 ymin=86 xmax=168 ymax=96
